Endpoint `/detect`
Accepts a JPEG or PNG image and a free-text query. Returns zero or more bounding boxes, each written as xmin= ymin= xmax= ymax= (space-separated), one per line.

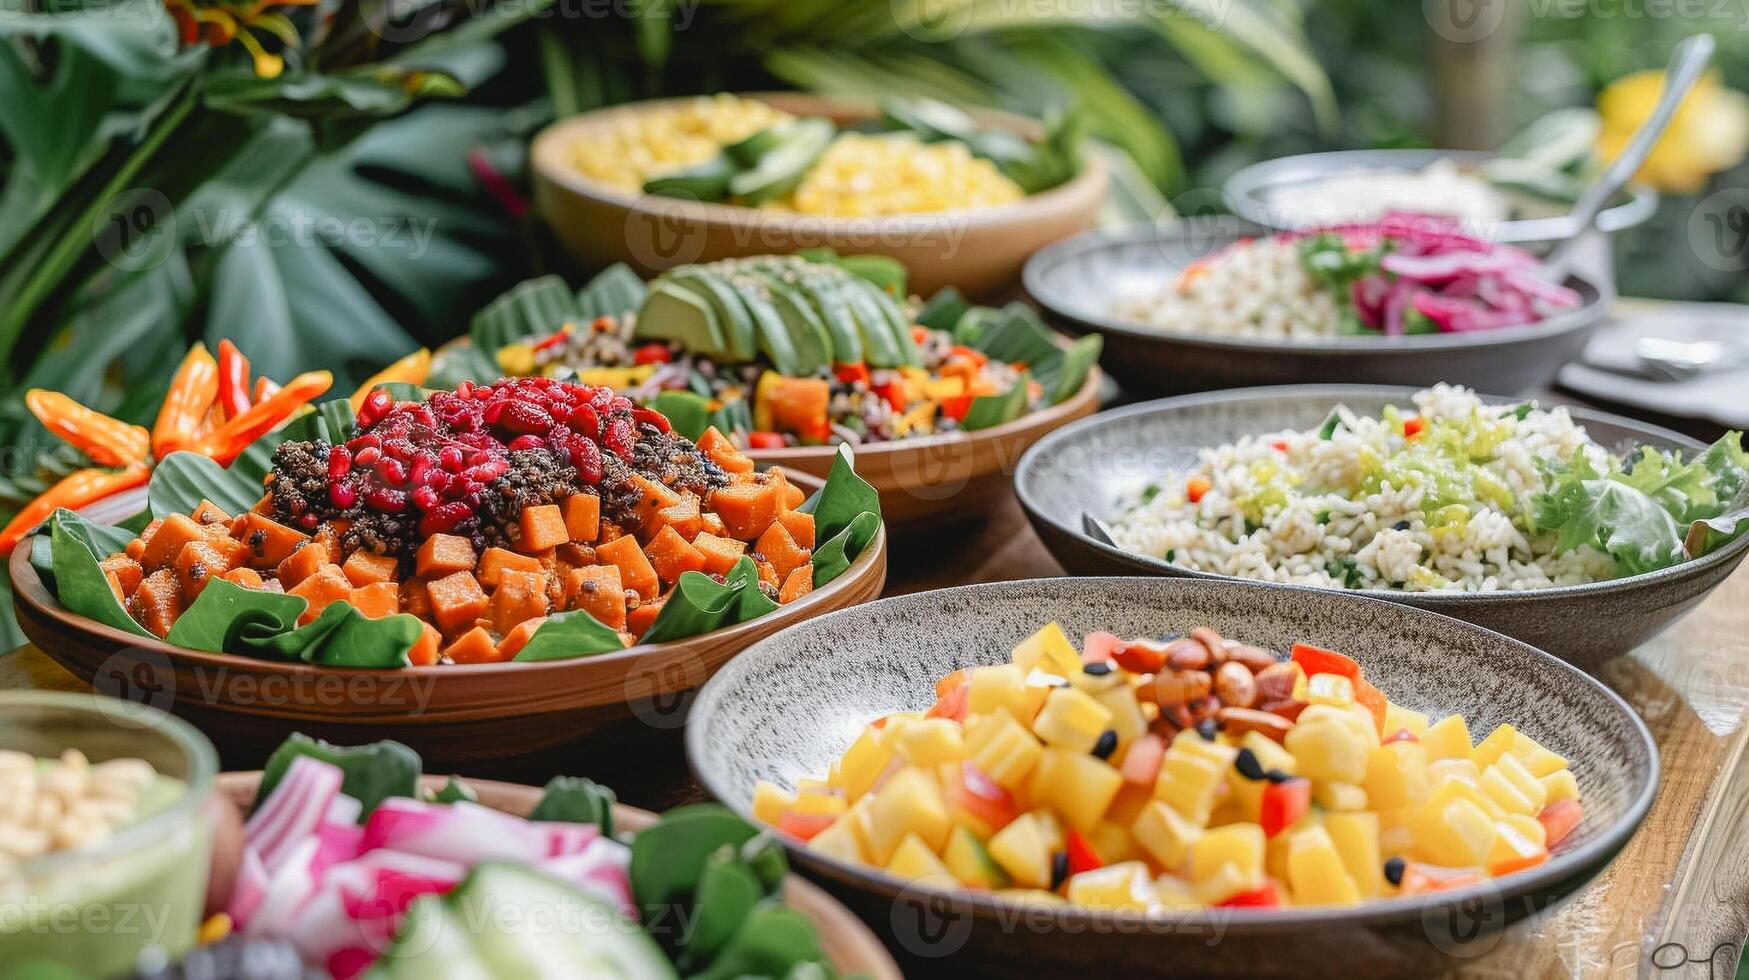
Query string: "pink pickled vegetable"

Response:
xmin=360 ymin=797 xmax=549 ymax=864
xmin=228 ymin=846 xmax=270 ymax=930
xmin=539 ymin=836 xmax=634 ymax=914
xmin=245 ymin=757 xmax=343 ymax=874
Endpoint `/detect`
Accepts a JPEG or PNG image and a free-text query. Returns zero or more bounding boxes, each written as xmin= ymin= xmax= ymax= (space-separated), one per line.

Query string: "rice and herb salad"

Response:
xmin=1109 ymin=386 xmax=1749 ymax=592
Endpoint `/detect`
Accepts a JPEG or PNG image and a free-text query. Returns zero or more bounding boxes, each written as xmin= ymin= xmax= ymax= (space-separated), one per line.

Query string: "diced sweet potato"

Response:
xmin=312 ymin=520 xmax=348 ymax=558
xmin=555 ymin=542 xmax=596 ymax=568
xmin=495 ymin=616 xmax=548 ymax=659
xmin=698 ymin=426 xmax=755 ymax=475
xmin=596 ymin=535 xmax=660 ymax=601
xmin=518 ymin=504 xmax=568 ymax=553
xmin=342 ymin=549 xmax=400 ymax=588
xmin=220 ymin=567 xmax=264 ymax=589
xmin=251 ymin=493 xmax=273 ymax=515
xmin=627 ymin=599 xmax=664 ymax=638
xmin=566 ymin=565 xmax=626 ymax=630
xmin=653 ymin=494 xmax=703 ymax=542
xmin=754 ymin=522 xmax=811 ymax=583
xmin=767 ymin=469 xmax=806 ymax=511
xmin=401 ymin=579 xmax=432 ymax=619
xmin=630 ymin=474 xmax=682 ymax=531
xmin=562 ymin=494 xmax=600 ymax=543
xmin=777 ymin=509 xmax=815 ymax=550
xmin=443 ymin=625 xmax=503 ymax=665
xmin=129 ymin=569 xmax=182 ymax=637
xmin=779 ymin=565 xmax=814 ymax=604
xmin=408 ymin=624 xmax=441 ymax=666
xmin=426 ymin=571 xmax=489 ymax=633
xmin=644 ymin=526 xmax=706 ymax=585
xmin=233 ymin=513 xmax=309 ymax=570
xmin=416 ymin=533 xmax=476 ymax=578
xmin=477 ymin=547 xmax=542 ymax=588
xmin=708 ymin=482 xmax=781 ymax=541
xmin=692 ymin=533 xmax=747 ymax=577
xmin=756 ymin=559 xmax=780 ymax=591
xmin=125 ymin=537 xmax=146 ymax=561
xmin=288 ymin=565 xmax=352 ymax=625
xmin=190 ymin=499 xmax=232 ymax=526
xmin=175 ymin=539 xmax=233 ymax=602
xmin=700 ymin=512 xmax=727 ymax=538
xmin=99 ymin=555 xmax=143 ymax=599
xmin=490 ymin=568 xmax=550 ymax=635
xmin=141 ymin=514 xmax=205 ymax=571
xmin=349 ymin=581 xmax=401 ymax=619
xmin=275 ymin=540 xmax=332 ymax=589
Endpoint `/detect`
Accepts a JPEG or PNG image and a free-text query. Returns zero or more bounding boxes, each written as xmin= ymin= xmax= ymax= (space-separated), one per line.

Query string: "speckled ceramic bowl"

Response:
xmin=1014 ymin=385 xmax=1749 ymax=669
xmin=1021 ymin=226 xmax=1611 ymax=397
xmin=686 ymin=577 xmax=1658 ymax=979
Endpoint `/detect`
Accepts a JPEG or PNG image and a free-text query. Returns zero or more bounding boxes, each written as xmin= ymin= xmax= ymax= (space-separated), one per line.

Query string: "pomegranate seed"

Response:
xmin=483 ymin=400 xmax=507 ymax=425
xmin=436 ymin=446 xmax=463 ymax=471
xmin=567 ymin=404 xmax=600 ymax=438
xmin=603 ymin=416 xmax=636 ymax=458
xmin=507 ymin=434 xmax=543 ymax=452
xmin=327 ymin=446 xmax=352 ymax=481
xmin=499 ymin=401 xmax=553 ymax=435
xmin=384 ymin=439 xmax=414 ymax=462
xmin=419 ymin=500 xmax=473 ymax=536
xmin=632 ymin=406 xmax=672 ymax=434
xmin=570 ymin=439 xmax=603 ymax=483
xmin=378 ymin=458 xmax=408 ymax=485
xmin=455 ymin=381 xmax=474 ymax=399
xmin=358 ymin=388 xmax=393 ymax=426
xmin=354 ymin=446 xmax=381 ymax=467
xmin=329 ymin=483 xmax=357 ymax=508
xmin=365 ymin=486 xmax=407 ymax=512
xmin=346 ymin=434 xmax=381 ymax=452
xmin=410 ymin=406 xmax=435 ymax=428
xmin=411 ymin=485 xmax=440 ymax=510
xmin=298 ymin=511 xmax=320 ymax=529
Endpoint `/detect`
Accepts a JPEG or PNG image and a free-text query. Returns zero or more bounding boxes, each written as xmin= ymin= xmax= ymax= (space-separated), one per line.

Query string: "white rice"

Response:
xmin=1107 ymin=385 xmax=1620 ymax=592
xmin=1110 ymin=239 xmax=1343 ymax=339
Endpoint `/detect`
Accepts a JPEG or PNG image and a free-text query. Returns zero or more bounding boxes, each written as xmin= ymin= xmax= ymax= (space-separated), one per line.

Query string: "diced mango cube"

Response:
xmin=809 ymin=818 xmax=867 ymax=864
xmin=1026 ymin=749 xmax=1122 ymax=832
xmin=966 ymin=664 xmax=1048 ymax=724
xmin=1189 ymin=824 xmax=1265 ymax=884
xmin=752 ymin=780 xmax=795 ymax=826
xmin=986 ymin=813 xmax=1053 ymax=889
xmin=864 ymin=768 xmax=952 ymax=864
xmin=1427 ymin=758 xmax=1481 ymax=788
xmin=893 ymin=717 xmax=966 ymax=768
xmin=1154 ymin=753 xmax=1225 ymax=826
xmin=1411 ymin=796 xmax=1496 ymax=868
xmin=1285 ymin=704 xmax=1373 ymax=784
xmin=1314 ymin=782 xmax=1369 ymax=811
xmin=944 ymin=827 xmax=1010 ymax=889
xmin=1505 ymin=730 xmax=1569 ymax=779
xmin=1324 ymin=811 xmax=1385 ymax=897
xmin=1287 ymin=826 xmax=1362 ymax=906
xmin=1540 ymin=768 xmax=1580 ymax=805
xmin=1364 ymin=740 xmax=1431 ymax=810
xmin=1030 ymin=686 xmax=1113 ymax=753
xmin=964 ymin=711 xmax=1044 ymax=792
xmin=1383 ymin=702 xmax=1430 ymax=737
xmin=1065 ymin=861 xmax=1153 ymax=910
xmin=1305 ymin=672 xmax=1355 ymax=708
xmin=838 ymin=725 xmax=896 ymax=802
xmin=887 ymin=832 xmax=955 ymax=882
xmin=1421 ymin=714 xmax=1473 ymax=761
xmin=1132 ymin=800 xmax=1203 ymax=870
xmin=1471 ymin=723 xmax=1518 ymax=768
xmin=1010 ymin=622 xmax=1083 ymax=678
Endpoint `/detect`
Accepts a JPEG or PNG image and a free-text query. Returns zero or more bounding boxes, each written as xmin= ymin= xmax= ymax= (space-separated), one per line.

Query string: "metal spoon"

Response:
xmin=1543 ymin=33 xmax=1715 ymax=279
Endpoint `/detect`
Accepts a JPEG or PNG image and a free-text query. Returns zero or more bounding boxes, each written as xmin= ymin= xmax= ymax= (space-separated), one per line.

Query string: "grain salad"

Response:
xmin=1106 ymin=385 xmax=1749 ymax=593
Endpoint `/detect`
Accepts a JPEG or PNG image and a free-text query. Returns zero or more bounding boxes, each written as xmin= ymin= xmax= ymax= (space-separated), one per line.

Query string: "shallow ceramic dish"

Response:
xmin=686 ymin=577 xmax=1657 ymax=979
xmin=530 ymin=92 xmax=1107 ymax=298
xmin=1022 ymin=226 xmax=1612 ymax=396
xmin=1013 ymin=385 xmax=1749 ymax=669
xmin=214 ymin=771 xmax=902 ymax=979
xmin=10 ymin=472 xmax=886 ymax=770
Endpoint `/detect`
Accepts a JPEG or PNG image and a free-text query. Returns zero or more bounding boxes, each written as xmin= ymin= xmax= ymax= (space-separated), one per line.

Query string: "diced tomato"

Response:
xmin=747 ymin=431 xmax=786 ymax=450
xmin=1290 ymin=642 xmax=1361 ymax=680
xmin=911 ymin=326 xmax=930 ymax=345
xmin=940 ymin=394 xmax=975 ymax=422
xmin=1112 ymin=638 xmax=1168 ymax=674
xmin=1121 ymin=733 xmax=1165 ymax=786
xmin=869 ymin=716 xmax=891 ymax=729
xmin=1216 ymin=880 xmax=1282 ymax=908
xmin=1186 ymin=476 xmax=1212 ymax=503
xmin=926 ymin=682 xmax=969 ymax=722
xmin=1270 ymin=438 xmax=1290 ymax=451
xmin=872 ymin=380 xmax=908 ymax=413
xmin=1403 ymin=416 xmax=1426 ymax=438
xmin=777 ymin=810 xmax=836 ymax=842
xmin=833 ymin=362 xmax=872 ymax=386
xmin=1383 ymin=728 xmax=1419 ymax=745
xmin=1259 ymin=777 xmax=1311 ymax=838
xmin=945 ymin=761 xmax=1018 ymax=834
xmin=934 ymin=668 xmax=970 ymax=699
xmin=632 ymin=343 xmax=672 ymax=365
xmin=1082 ymin=631 xmax=1123 ymax=664
xmin=948 ymin=345 xmax=988 ymax=367
xmin=1398 ymin=862 xmax=1487 ymax=896
xmin=1354 ymin=677 xmax=1389 ymax=736
xmin=800 ymin=418 xmax=832 ymax=444
xmin=1537 ymin=799 xmax=1583 ymax=848
xmin=1064 ymin=829 xmax=1103 ymax=877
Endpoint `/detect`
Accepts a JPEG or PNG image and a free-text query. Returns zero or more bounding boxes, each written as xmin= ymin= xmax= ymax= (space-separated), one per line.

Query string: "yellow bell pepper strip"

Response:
xmin=0 ymin=465 xmax=150 ymax=555
xmin=215 ymin=339 xmax=253 ymax=420
xmin=350 ymin=349 xmax=432 ymax=409
xmin=253 ymin=375 xmax=280 ymax=403
xmin=151 ymin=343 xmax=219 ymax=458
xmin=187 ymin=369 xmax=333 ymax=464
xmin=23 ymin=391 xmax=150 ymax=467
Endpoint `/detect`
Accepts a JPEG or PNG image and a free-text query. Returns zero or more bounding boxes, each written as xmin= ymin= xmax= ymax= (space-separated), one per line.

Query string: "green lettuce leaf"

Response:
xmin=798 ymin=447 xmax=879 ymax=545
xmin=249 ymin=601 xmax=420 ymax=668
xmin=640 ymin=568 xmax=750 ymax=644
xmin=575 ymin=263 xmax=648 ymax=322
xmin=512 ymin=607 xmax=627 ymax=662
xmin=961 ymin=370 xmax=1032 ymax=432
xmin=164 ymin=578 xmax=306 ymax=653
xmin=46 ymin=509 xmax=150 ymax=639
xmin=254 ymin=733 xmax=422 ymax=821
xmin=1614 ymin=446 xmax=1720 ymax=525
xmin=811 ymin=510 xmax=880 ymax=589
xmin=1532 ymin=452 xmax=1684 ymax=575
xmin=148 ymin=451 xmax=262 ymax=521
xmin=528 ymin=775 xmax=616 ymax=835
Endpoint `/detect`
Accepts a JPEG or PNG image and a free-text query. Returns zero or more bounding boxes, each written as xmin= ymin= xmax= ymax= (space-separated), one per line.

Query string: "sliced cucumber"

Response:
xmin=642 ymin=154 xmax=737 ymax=202
xmin=727 ymin=118 xmax=833 ymax=206
xmin=666 ymin=268 xmax=757 ymax=361
xmin=724 ymin=123 xmax=792 ymax=168
xmin=463 ymin=864 xmax=676 ymax=979
xmin=880 ymin=95 xmax=980 ymax=143
xmin=368 ymin=895 xmax=493 ymax=980
xmin=636 ymin=281 xmax=726 ymax=356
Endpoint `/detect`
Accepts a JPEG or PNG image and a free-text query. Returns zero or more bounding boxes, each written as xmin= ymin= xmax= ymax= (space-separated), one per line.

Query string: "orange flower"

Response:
xmin=163 ymin=0 xmax=317 ymax=77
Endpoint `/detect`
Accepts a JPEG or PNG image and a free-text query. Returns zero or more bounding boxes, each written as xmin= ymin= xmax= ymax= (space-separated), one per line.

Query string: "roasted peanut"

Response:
xmin=1149 ymin=668 xmax=1212 ymax=707
xmin=1163 ymin=638 xmax=1212 ymax=671
xmin=1190 ymin=627 xmax=1225 ymax=660
xmin=1254 ymin=662 xmax=1301 ymax=702
xmin=1213 ymin=660 xmax=1259 ymax=709
xmin=1217 ymin=706 xmax=1293 ymax=743
xmin=1223 ymin=643 xmax=1281 ymax=673
xmin=1188 ymin=695 xmax=1223 ymax=723
xmin=1260 ymin=698 xmax=1308 ymax=723
xmin=1112 ymin=638 xmax=1170 ymax=674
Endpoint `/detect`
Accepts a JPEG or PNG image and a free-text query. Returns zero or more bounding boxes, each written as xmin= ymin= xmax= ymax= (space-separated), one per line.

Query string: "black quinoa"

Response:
xmin=474 ymin=448 xmax=581 ymax=550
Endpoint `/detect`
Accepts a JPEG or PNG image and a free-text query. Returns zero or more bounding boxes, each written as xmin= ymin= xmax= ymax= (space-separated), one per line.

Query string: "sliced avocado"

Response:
xmin=847 ymin=277 xmax=920 ymax=366
xmin=636 ymin=281 xmax=726 ymax=355
xmin=838 ymin=276 xmax=904 ymax=368
xmin=642 ymin=154 xmax=736 ymax=201
xmin=666 ymin=268 xmax=757 ymax=361
xmin=739 ymin=257 xmax=863 ymax=365
xmin=724 ymin=123 xmax=792 ymax=168
xmin=727 ymin=118 xmax=833 ymax=206
xmin=753 ymin=270 xmax=832 ymax=375
xmin=723 ymin=274 xmax=800 ymax=376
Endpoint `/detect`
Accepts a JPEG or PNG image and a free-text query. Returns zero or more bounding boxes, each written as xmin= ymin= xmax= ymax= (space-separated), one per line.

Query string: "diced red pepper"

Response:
xmin=747 ymin=431 xmax=786 ymax=450
xmin=776 ymin=810 xmax=837 ymax=842
xmin=926 ymin=682 xmax=969 ymax=722
xmin=1354 ymin=677 xmax=1389 ymax=736
xmin=910 ymin=326 xmax=930 ymax=345
xmin=1403 ymin=416 xmax=1426 ymax=438
xmin=1270 ymin=438 xmax=1290 ymax=451
xmin=1064 ymin=828 xmax=1103 ymax=877
xmin=948 ymin=345 xmax=988 ymax=367
xmin=1216 ymin=880 xmax=1282 ymax=908
xmin=871 ymin=380 xmax=908 ymax=413
xmin=1186 ymin=476 xmax=1211 ymax=503
xmin=1290 ymin=642 xmax=1361 ymax=680
xmin=1111 ymin=638 xmax=1167 ymax=674
xmin=533 ymin=327 xmax=570 ymax=352
xmin=833 ymin=362 xmax=872 ymax=386
xmin=940 ymin=394 xmax=975 ymax=422
xmin=1082 ymin=631 xmax=1123 ymax=664
xmin=633 ymin=343 xmax=672 ymax=365
xmin=944 ymin=761 xmax=1018 ymax=834
xmin=1383 ymin=728 xmax=1419 ymax=745
xmin=1537 ymin=799 xmax=1583 ymax=848
xmin=1259 ymin=777 xmax=1311 ymax=838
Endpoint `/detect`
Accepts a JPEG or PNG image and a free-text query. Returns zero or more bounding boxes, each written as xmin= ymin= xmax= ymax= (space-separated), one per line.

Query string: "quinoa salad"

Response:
xmin=1108 ymin=386 xmax=1749 ymax=593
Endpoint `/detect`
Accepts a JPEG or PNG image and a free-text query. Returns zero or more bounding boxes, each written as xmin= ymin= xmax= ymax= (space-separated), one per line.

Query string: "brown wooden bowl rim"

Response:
xmin=8 ymin=474 xmax=888 ymax=688
xmin=529 ymin=91 xmax=1109 ymax=233
xmin=215 ymin=771 xmax=902 ymax=979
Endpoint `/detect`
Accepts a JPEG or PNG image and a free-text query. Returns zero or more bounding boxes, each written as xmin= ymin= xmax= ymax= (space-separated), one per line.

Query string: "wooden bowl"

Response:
xmin=10 ymin=469 xmax=886 ymax=771
xmin=530 ymin=92 xmax=1108 ymax=298
xmin=214 ymin=771 xmax=901 ymax=979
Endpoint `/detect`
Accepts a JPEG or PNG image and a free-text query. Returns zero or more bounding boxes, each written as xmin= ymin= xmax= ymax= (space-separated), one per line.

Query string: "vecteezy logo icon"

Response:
xmin=1689 ymin=187 xmax=1749 ymax=273
xmin=1423 ymin=0 xmax=1507 ymax=44
xmin=625 ymin=193 xmax=710 ymax=269
xmin=1420 ymin=881 xmax=1505 ymax=959
xmin=92 ymin=188 xmax=175 ymax=272
xmin=624 ymin=651 xmax=707 ymax=730
xmin=893 ymin=0 xmax=973 ymax=42
xmin=90 ymin=646 xmax=176 ymax=728
xmin=888 ymin=881 xmax=974 ymax=958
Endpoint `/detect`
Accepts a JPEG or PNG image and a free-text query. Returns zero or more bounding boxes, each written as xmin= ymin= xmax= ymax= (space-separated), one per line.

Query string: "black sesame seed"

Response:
xmin=1234 ymin=747 xmax=1265 ymax=780
xmin=1083 ymin=661 xmax=1113 ymax=676
xmin=1383 ymin=856 xmax=1406 ymax=887
xmin=1049 ymin=851 xmax=1069 ymax=890
xmin=1264 ymin=768 xmax=1295 ymax=784
xmin=1392 ymin=520 xmax=1411 ymax=531
xmin=1092 ymin=730 xmax=1118 ymax=760
xmin=1195 ymin=719 xmax=1219 ymax=741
